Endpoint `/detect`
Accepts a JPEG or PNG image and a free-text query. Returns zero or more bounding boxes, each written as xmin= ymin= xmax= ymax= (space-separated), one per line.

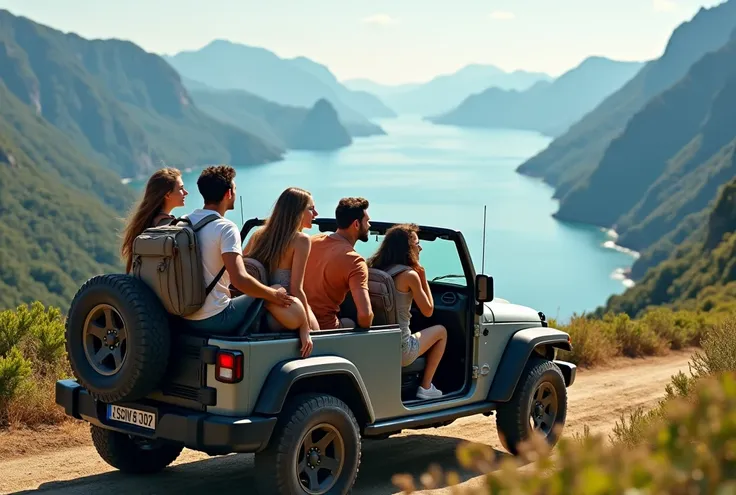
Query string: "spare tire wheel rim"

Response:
xmin=83 ymin=303 xmax=128 ymax=376
xmin=296 ymin=423 xmax=345 ymax=494
xmin=530 ymin=381 xmax=558 ymax=437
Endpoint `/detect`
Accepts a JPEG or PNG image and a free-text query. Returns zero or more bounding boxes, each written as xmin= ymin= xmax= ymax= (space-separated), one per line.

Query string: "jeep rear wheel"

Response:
xmin=495 ymin=358 xmax=567 ymax=455
xmin=90 ymin=425 xmax=183 ymax=474
xmin=66 ymin=274 xmax=170 ymax=403
xmin=255 ymin=393 xmax=361 ymax=495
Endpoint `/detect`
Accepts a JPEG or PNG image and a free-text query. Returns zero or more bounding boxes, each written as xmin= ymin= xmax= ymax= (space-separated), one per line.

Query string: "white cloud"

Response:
xmin=652 ymin=0 xmax=678 ymax=12
xmin=489 ymin=11 xmax=516 ymax=21
xmin=362 ymin=14 xmax=398 ymax=26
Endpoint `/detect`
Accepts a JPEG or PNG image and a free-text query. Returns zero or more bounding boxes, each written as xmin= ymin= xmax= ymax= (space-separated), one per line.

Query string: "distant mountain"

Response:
xmin=516 ymin=0 xmax=736 ymax=201
xmin=189 ymin=87 xmax=352 ymax=151
xmin=0 ymin=80 xmax=135 ymax=309
xmin=601 ymin=177 xmax=736 ymax=318
xmin=290 ymin=99 xmax=352 ymax=150
xmin=164 ymin=40 xmax=391 ymax=137
xmin=429 ymin=57 xmax=644 ymax=137
xmin=344 ymin=64 xmax=553 ymax=116
xmin=0 ymin=10 xmax=283 ymax=179
xmin=555 ymin=32 xmax=736 ymax=279
xmin=288 ymin=56 xmax=395 ymax=119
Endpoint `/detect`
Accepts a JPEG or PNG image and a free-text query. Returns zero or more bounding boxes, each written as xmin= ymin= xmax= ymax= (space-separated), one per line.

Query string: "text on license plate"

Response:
xmin=107 ymin=404 xmax=156 ymax=430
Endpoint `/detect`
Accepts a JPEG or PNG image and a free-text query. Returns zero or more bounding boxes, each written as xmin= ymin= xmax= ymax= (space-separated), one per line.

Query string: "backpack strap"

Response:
xmin=384 ymin=264 xmax=412 ymax=277
xmin=180 ymin=213 xmax=228 ymax=297
xmin=205 ymin=266 xmax=227 ymax=296
xmin=192 ymin=213 xmax=221 ymax=232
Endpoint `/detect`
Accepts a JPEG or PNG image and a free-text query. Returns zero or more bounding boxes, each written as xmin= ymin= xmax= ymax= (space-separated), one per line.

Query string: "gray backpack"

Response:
xmin=130 ymin=214 xmax=226 ymax=316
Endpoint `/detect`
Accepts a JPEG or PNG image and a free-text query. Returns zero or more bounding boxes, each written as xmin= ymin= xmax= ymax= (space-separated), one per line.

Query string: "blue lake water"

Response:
xmin=130 ymin=116 xmax=636 ymax=322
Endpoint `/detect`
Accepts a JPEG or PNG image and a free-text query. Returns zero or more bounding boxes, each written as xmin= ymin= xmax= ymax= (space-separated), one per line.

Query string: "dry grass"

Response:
xmin=395 ymin=371 xmax=736 ymax=494
xmin=0 ymin=420 xmax=89 ymax=461
xmin=610 ymin=314 xmax=736 ymax=447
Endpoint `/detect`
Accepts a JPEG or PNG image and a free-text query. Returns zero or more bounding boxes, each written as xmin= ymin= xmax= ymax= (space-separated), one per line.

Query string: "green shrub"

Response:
xmin=556 ymin=314 xmax=616 ymax=366
xmin=0 ymin=302 xmax=69 ymax=427
xmin=608 ymin=312 xmax=663 ymax=357
xmin=554 ymin=307 xmax=719 ymax=368
xmin=0 ymin=347 xmax=32 ymax=419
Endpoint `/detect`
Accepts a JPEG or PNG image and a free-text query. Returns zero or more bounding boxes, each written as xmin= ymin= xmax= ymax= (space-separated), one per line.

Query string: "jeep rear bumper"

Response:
xmin=55 ymin=379 xmax=276 ymax=454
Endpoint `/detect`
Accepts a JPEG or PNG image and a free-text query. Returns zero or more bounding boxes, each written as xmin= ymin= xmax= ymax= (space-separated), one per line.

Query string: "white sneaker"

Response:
xmin=417 ymin=383 xmax=443 ymax=400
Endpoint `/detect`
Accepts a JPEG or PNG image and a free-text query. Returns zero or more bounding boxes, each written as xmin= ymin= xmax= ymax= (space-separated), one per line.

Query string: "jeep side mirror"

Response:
xmin=475 ymin=274 xmax=493 ymax=303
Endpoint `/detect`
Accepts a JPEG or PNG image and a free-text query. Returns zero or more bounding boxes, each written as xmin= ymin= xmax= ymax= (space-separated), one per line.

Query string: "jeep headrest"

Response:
xmin=243 ymin=257 xmax=269 ymax=285
xmin=367 ymin=268 xmax=399 ymax=326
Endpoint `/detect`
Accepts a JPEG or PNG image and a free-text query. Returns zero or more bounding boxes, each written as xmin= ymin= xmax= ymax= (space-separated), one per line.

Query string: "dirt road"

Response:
xmin=0 ymin=352 xmax=692 ymax=495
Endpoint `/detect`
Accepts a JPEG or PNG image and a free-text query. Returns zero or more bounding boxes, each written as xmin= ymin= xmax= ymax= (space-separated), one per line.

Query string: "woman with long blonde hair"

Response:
xmin=245 ymin=187 xmax=320 ymax=356
xmin=120 ymin=167 xmax=188 ymax=273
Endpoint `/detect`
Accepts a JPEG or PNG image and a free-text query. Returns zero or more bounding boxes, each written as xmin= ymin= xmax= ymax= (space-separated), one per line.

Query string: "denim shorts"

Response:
xmin=402 ymin=334 xmax=420 ymax=366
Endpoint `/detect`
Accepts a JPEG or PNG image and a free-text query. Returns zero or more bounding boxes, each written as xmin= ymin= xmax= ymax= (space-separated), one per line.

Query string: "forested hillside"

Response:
xmin=0 ymin=82 xmax=133 ymax=309
xmin=603 ymin=178 xmax=736 ymax=317
xmin=0 ymin=10 xmax=283 ymax=180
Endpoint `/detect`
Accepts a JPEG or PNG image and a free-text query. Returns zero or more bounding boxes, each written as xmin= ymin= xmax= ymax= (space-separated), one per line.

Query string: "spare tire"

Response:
xmin=65 ymin=274 xmax=171 ymax=403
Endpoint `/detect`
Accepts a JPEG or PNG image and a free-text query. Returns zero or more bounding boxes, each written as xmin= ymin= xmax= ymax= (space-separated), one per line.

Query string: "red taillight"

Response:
xmin=215 ymin=350 xmax=243 ymax=383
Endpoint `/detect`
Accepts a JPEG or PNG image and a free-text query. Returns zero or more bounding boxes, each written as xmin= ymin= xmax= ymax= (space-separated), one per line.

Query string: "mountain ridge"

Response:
xmin=515 ymin=0 xmax=736 ymax=201
xmin=429 ymin=56 xmax=644 ymax=137
xmin=346 ymin=64 xmax=553 ymax=116
xmin=164 ymin=39 xmax=389 ymax=137
xmin=552 ymin=26 xmax=736 ymax=281
xmin=189 ymin=86 xmax=353 ymax=151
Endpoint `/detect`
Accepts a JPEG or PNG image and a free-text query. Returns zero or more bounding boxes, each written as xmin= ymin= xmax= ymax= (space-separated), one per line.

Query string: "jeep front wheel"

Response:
xmin=495 ymin=358 xmax=567 ymax=455
xmin=255 ymin=393 xmax=361 ymax=495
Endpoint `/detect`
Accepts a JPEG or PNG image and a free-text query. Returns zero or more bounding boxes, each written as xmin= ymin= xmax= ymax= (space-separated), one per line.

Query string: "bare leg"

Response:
xmin=307 ymin=306 xmax=320 ymax=331
xmin=414 ymin=325 xmax=447 ymax=389
xmin=265 ymin=285 xmax=313 ymax=357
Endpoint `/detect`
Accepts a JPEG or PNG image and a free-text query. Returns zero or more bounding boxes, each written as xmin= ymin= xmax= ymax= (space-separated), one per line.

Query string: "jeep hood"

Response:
xmin=483 ymin=299 xmax=542 ymax=323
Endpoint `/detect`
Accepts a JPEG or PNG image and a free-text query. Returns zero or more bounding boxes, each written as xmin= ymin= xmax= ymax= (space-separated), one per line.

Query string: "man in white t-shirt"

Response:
xmin=182 ymin=165 xmax=293 ymax=334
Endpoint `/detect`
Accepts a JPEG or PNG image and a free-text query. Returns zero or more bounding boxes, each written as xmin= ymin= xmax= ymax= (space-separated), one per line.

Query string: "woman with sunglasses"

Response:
xmin=367 ymin=223 xmax=447 ymax=400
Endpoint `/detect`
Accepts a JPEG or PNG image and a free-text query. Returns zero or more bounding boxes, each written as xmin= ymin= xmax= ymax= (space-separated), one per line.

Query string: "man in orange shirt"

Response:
xmin=304 ymin=197 xmax=374 ymax=330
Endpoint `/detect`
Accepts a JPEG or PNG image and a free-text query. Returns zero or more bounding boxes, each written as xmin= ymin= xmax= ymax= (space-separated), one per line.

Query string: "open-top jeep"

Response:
xmin=56 ymin=217 xmax=575 ymax=494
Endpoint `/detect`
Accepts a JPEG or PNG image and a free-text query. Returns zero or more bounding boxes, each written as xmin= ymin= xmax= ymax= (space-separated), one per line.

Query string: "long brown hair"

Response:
xmin=366 ymin=223 xmax=420 ymax=271
xmin=121 ymin=167 xmax=182 ymax=273
xmin=247 ymin=187 xmax=312 ymax=272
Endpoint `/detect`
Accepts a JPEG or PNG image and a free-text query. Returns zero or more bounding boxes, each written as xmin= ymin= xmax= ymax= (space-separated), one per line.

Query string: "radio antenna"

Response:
xmin=239 ymin=196 xmax=244 ymax=225
xmin=481 ymin=204 xmax=487 ymax=275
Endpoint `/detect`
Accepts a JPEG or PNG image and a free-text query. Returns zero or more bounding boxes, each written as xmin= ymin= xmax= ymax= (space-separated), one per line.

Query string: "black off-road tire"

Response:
xmin=90 ymin=425 xmax=183 ymax=474
xmin=496 ymin=358 xmax=567 ymax=455
xmin=65 ymin=274 xmax=170 ymax=403
xmin=255 ymin=393 xmax=361 ymax=495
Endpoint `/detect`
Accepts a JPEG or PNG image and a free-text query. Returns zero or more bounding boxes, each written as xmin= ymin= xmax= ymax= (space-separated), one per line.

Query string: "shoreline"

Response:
xmin=601 ymin=228 xmax=639 ymax=288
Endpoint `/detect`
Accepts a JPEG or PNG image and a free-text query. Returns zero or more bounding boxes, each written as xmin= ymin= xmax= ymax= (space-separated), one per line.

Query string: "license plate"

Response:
xmin=107 ymin=404 xmax=156 ymax=430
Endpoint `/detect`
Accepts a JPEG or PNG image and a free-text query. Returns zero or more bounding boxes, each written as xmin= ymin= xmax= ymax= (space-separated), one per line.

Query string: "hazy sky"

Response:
xmin=0 ymin=0 xmax=725 ymax=84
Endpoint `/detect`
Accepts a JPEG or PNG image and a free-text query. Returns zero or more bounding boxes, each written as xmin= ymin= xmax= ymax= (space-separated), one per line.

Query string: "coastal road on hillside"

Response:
xmin=0 ymin=351 xmax=692 ymax=495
